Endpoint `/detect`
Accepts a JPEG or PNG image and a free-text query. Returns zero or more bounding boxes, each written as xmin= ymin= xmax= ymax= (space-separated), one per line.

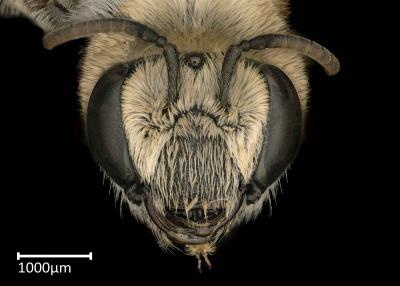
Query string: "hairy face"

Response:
xmin=2 ymin=0 xmax=339 ymax=272
xmin=121 ymin=53 xmax=268 ymax=248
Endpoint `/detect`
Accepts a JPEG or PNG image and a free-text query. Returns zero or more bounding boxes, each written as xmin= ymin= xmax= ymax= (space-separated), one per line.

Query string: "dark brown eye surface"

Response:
xmin=185 ymin=52 xmax=205 ymax=70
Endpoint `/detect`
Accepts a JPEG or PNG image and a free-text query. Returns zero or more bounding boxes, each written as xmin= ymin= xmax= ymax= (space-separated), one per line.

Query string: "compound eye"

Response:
xmin=185 ymin=52 xmax=205 ymax=70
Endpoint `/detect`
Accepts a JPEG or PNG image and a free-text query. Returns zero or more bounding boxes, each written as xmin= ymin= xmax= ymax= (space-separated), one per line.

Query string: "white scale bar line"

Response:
xmin=17 ymin=252 xmax=92 ymax=261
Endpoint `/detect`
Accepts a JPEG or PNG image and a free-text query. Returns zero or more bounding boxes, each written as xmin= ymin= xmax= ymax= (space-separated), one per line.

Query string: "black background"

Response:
xmin=1 ymin=0 xmax=368 ymax=283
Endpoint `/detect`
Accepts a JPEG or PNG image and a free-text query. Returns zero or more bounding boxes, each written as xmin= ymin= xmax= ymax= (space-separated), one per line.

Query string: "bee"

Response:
xmin=1 ymin=0 xmax=339 ymax=271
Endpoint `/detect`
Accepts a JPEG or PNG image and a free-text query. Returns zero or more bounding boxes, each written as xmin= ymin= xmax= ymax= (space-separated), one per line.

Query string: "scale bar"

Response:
xmin=17 ymin=252 xmax=92 ymax=261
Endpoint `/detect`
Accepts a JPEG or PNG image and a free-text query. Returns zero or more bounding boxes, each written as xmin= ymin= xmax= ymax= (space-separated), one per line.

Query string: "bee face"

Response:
xmin=2 ymin=0 xmax=339 ymax=269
